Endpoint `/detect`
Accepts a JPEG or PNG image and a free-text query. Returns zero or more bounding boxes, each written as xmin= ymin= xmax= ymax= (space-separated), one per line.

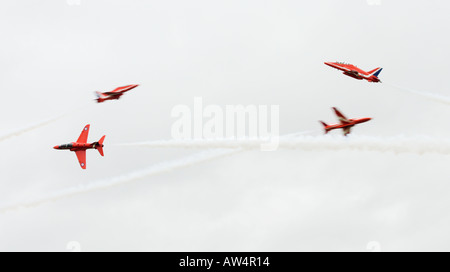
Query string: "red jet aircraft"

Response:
xmin=320 ymin=108 xmax=372 ymax=136
xmin=324 ymin=62 xmax=382 ymax=82
xmin=95 ymin=84 xmax=139 ymax=103
xmin=53 ymin=124 xmax=105 ymax=169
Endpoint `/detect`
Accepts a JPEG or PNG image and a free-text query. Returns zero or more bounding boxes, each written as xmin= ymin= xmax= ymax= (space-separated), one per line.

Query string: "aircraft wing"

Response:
xmin=332 ymin=108 xmax=351 ymax=124
xmin=75 ymin=150 xmax=87 ymax=169
xmin=352 ymin=66 xmax=367 ymax=75
xmin=103 ymin=92 xmax=122 ymax=96
xmin=326 ymin=63 xmax=349 ymax=72
xmin=343 ymin=127 xmax=352 ymax=136
xmin=110 ymin=85 xmax=137 ymax=94
xmin=77 ymin=124 xmax=90 ymax=143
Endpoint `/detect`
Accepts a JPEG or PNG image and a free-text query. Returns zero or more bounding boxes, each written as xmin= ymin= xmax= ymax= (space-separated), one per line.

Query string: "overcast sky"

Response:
xmin=1 ymin=0 xmax=450 ymax=251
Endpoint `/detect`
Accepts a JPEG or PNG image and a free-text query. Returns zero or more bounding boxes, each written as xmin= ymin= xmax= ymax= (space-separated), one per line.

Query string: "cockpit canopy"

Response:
xmin=59 ymin=144 xmax=73 ymax=149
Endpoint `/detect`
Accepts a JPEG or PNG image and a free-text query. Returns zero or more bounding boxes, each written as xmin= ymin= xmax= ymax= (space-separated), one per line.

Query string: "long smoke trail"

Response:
xmin=0 ymin=132 xmax=313 ymax=212
xmin=279 ymin=135 xmax=450 ymax=155
xmin=0 ymin=148 xmax=241 ymax=213
xmin=384 ymin=82 xmax=450 ymax=106
xmin=117 ymin=135 xmax=450 ymax=156
xmin=0 ymin=116 xmax=62 ymax=142
xmin=117 ymin=130 xmax=319 ymax=147
xmin=3 ymin=134 xmax=450 ymax=212
xmin=0 ymin=103 xmax=91 ymax=142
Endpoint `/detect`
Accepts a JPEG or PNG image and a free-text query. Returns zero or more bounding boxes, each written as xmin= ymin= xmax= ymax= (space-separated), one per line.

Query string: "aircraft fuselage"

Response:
xmin=53 ymin=142 xmax=103 ymax=152
xmin=325 ymin=117 xmax=372 ymax=132
xmin=325 ymin=62 xmax=382 ymax=83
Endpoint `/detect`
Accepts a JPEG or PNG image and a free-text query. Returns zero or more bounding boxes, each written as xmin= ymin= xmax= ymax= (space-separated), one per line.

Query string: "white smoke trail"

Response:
xmin=119 ymin=138 xmax=278 ymax=149
xmin=279 ymin=135 xmax=450 ymax=155
xmin=0 ymin=102 xmax=91 ymax=142
xmin=0 ymin=148 xmax=241 ymax=213
xmin=117 ymin=130 xmax=319 ymax=147
xmin=277 ymin=130 xmax=318 ymax=138
xmin=0 ymin=116 xmax=62 ymax=142
xmin=117 ymin=135 xmax=450 ymax=156
xmin=384 ymin=82 xmax=450 ymax=106
xmin=0 ymin=132 xmax=312 ymax=211
xmin=3 ymin=134 xmax=449 ymax=212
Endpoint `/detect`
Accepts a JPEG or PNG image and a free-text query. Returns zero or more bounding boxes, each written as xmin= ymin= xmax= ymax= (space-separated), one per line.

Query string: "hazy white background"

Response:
xmin=0 ymin=0 xmax=449 ymax=251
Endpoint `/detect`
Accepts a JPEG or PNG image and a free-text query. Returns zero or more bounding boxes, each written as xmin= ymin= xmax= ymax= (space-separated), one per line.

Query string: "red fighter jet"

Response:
xmin=320 ymin=108 xmax=372 ymax=136
xmin=53 ymin=125 xmax=105 ymax=169
xmin=324 ymin=62 xmax=382 ymax=83
xmin=95 ymin=84 xmax=139 ymax=103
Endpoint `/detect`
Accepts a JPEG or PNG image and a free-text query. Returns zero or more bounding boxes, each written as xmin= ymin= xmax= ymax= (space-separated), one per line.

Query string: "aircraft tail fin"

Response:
xmin=95 ymin=92 xmax=105 ymax=103
xmin=96 ymin=135 xmax=106 ymax=156
xmin=319 ymin=121 xmax=329 ymax=134
xmin=368 ymin=67 xmax=383 ymax=77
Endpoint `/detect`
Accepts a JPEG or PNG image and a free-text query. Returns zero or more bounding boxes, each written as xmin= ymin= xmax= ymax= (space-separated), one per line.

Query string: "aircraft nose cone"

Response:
xmin=53 ymin=145 xmax=59 ymax=149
